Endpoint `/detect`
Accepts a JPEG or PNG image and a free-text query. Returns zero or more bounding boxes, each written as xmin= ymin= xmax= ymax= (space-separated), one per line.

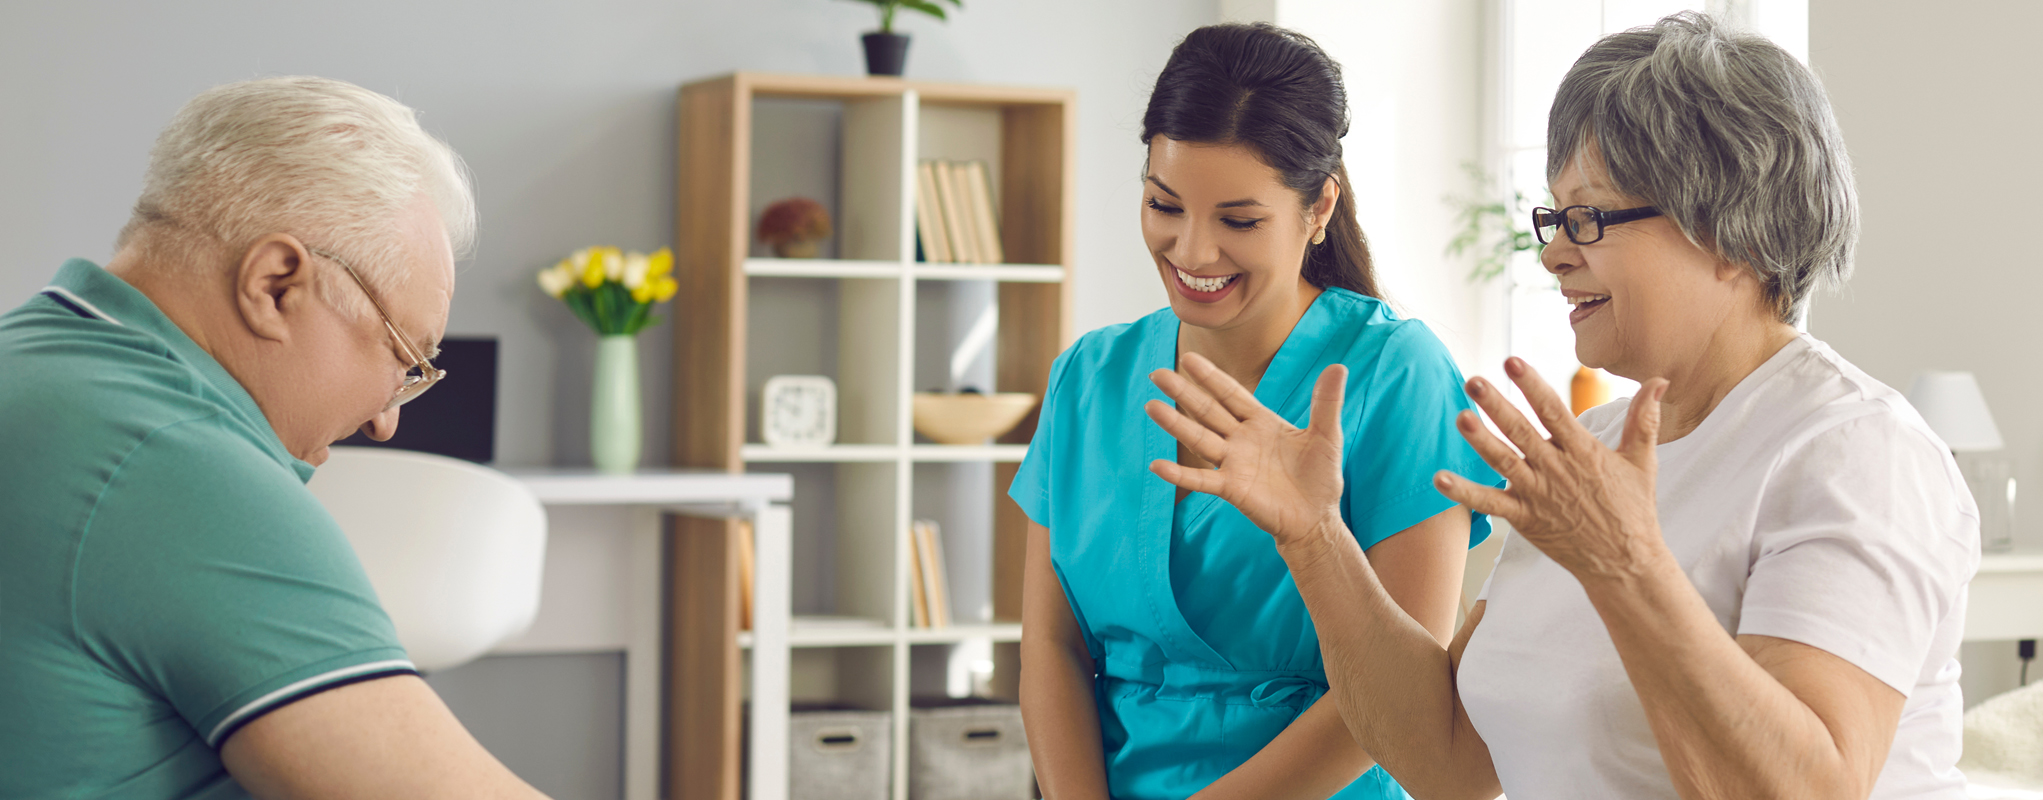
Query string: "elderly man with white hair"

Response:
xmin=0 ymin=77 xmax=549 ymax=798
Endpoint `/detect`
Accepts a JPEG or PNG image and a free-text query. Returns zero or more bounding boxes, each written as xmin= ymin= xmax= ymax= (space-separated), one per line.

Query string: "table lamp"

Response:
xmin=1908 ymin=371 xmax=2014 ymax=551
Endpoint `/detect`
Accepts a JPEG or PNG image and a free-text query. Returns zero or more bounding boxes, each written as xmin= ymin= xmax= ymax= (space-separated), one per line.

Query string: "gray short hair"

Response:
xmin=1548 ymin=11 xmax=1855 ymax=322
xmin=119 ymin=76 xmax=475 ymax=319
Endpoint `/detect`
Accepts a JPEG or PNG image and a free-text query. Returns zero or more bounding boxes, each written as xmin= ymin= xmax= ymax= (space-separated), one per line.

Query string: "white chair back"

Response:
xmin=306 ymin=446 xmax=547 ymax=673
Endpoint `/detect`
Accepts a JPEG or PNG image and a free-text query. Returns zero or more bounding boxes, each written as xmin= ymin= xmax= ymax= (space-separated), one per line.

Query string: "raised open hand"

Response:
xmin=1433 ymin=357 xmax=1670 ymax=580
xmin=1145 ymin=352 xmax=1348 ymax=545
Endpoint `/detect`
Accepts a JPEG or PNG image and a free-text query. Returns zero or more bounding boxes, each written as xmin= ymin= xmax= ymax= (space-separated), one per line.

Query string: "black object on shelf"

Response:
xmin=338 ymin=336 xmax=498 ymax=463
xmin=862 ymin=32 xmax=910 ymax=76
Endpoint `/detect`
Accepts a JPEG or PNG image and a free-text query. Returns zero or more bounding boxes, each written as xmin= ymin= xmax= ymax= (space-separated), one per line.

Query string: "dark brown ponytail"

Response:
xmin=1141 ymin=23 xmax=1379 ymax=299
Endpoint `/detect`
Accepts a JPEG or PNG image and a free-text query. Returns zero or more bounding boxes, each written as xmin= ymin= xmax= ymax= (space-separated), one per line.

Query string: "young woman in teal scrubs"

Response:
xmin=1011 ymin=24 xmax=1502 ymax=800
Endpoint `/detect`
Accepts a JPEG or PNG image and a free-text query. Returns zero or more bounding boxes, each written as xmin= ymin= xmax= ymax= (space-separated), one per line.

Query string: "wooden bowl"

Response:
xmin=912 ymin=392 xmax=1038 ymax=446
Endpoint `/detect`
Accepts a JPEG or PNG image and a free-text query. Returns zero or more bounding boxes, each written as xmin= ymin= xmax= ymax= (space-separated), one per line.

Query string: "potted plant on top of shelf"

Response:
xmin=843 ymin=0 xmax=961 ymax=77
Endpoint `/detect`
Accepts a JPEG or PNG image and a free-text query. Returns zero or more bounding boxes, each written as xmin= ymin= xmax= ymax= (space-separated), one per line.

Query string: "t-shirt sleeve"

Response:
xmin=1008 ymin=345 xmax=1077 ymax=529
xmin=1342 ymin=323 xmax=1503 ymax=551
xmin=1737 ymin=413 xmax=1979 ymax=696
xmin=72 ymin=417 xmax=414 ymax=748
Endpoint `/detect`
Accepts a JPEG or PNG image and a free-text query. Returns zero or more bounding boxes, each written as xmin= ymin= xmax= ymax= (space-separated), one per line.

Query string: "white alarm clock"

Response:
xmin=761 ymin=375 xmax=837 ymax=448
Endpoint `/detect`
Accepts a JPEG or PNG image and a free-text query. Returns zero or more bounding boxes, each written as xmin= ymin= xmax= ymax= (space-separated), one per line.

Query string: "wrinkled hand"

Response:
xmin=1145 ymin=352 xmax=1348 ymax=545
xmin=1434 ymin=357 xmax=1670 ymax=581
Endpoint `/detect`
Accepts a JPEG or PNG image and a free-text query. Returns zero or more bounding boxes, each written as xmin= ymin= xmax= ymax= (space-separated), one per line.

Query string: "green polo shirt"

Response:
xmin=0 ymin=260 xmax=415 ymax=799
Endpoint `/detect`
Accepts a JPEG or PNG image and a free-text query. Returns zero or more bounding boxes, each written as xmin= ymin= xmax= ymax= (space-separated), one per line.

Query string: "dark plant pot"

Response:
xmin=862 ymin=32 xmax=910 ymax=77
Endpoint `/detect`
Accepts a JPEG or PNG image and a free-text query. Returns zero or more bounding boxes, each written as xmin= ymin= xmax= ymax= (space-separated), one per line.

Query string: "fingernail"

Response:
xmin=1467 ymin=379 xmax=1485 ymax=397
xmin=1434 ymin=472 xmax=1454 ymax=488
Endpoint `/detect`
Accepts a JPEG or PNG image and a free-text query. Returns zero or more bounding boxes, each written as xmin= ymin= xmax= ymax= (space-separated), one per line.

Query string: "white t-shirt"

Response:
xmin=1458 ymin=334 xmax=1981 ymax=798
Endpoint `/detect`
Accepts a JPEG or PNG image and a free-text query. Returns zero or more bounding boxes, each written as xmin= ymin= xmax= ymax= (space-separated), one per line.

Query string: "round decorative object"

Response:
xmin=911 ymin=392 xmax=1038 ymax=446
xmin=757 ymin=197 xmax=832 ymax=259
xmin=592 ymin=334 xmax=642 ymax=473
xmin=862 ymin=32 xmax=911 ymax=77
xmin=763 ymin=375 xmax=837 ymax=449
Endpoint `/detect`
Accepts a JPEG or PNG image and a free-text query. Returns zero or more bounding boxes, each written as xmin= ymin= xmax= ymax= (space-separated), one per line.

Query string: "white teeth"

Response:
xmin=1177 ymin=268 xmax=1239 ymax=293
xmin=1571 ymin=295 xmax=1610 ymax=307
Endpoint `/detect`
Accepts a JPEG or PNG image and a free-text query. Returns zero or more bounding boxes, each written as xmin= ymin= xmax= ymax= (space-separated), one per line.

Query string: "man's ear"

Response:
xmin=235 ymin=235 xmax=316 ymax=343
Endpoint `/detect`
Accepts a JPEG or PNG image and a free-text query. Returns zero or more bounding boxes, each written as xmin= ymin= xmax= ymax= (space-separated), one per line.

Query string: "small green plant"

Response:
xmin=850 ymin=0 xmax=962 ymax=33
xmin=1444 ymin=162 xmax=1542 ymax=283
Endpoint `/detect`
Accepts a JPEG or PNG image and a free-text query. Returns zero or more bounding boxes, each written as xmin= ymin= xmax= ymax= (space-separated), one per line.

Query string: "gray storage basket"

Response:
xmin=789 ymin=708 xmax=892 ymax=800
xmin=907 ymin=700 xmax=1032 ymax=800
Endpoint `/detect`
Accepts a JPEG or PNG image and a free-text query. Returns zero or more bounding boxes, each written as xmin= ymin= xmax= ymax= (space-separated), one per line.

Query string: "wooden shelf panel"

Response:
xmin=743 ymin=258 xmax=1064 ymax=283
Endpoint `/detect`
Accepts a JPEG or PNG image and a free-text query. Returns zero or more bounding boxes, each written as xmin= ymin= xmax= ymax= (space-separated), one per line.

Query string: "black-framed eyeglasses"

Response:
xmin=1532 ymin=204 xmax=1663 ymax=245
xmin=305 ymin=246 xmax=446 ymax=410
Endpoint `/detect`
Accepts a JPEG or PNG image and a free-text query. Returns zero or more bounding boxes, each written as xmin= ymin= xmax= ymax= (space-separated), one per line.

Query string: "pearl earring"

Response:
xmin=1311 ymin=228 xmax=1327 ymax=245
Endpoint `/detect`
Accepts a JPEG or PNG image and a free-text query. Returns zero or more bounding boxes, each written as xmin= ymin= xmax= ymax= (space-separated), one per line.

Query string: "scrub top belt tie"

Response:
xmin=1248 ymin=675 xmax=1327 ymax=708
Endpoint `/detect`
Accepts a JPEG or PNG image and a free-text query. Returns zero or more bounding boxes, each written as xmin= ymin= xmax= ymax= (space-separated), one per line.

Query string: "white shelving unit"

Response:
xmin=671 ymin=73 xmax=1074 ymax=800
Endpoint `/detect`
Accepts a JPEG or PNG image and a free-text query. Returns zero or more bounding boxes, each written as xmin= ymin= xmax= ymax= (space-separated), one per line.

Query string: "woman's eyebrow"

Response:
xmin=1216 ymin=198 xmax=1265 ymax=209
xmin=1145 ymin=175 xmax=1179 ymax=197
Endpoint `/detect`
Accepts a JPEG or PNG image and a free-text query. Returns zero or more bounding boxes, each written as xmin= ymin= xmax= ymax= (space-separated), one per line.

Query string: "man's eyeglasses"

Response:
xmin=306 ymin=246 xmax=445 ymax=409
xmin=1532 ymin=204 xmax=1664 ymax=246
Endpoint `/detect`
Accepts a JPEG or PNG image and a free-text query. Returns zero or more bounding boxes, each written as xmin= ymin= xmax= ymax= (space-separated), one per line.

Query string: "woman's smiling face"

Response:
xmin=1542 ymin=150 xmax=1765 ymax=380
xmin=1142 ymin=137 xmax=1326 ymax=333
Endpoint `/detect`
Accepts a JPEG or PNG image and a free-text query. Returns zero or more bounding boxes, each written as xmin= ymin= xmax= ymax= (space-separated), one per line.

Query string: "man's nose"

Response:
xmin=360 ymin=406 xmax=402 ymax=442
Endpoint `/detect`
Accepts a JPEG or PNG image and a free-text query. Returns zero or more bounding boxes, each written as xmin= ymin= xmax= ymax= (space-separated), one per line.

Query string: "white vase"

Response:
xmin=591 ymin=334 xmax=641 ymax=474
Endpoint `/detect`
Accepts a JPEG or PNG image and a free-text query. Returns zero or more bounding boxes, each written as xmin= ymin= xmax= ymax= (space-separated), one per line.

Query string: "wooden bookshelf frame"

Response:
xmin=669 ymin=72 xmax=1074 ymax=800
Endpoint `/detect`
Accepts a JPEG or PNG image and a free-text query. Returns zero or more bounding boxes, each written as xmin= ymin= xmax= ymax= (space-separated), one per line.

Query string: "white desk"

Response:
xmin=498 ymin=469 xmax=792 ymax=800
xmin=1966 ymin=549 xmax=2043 ymax=642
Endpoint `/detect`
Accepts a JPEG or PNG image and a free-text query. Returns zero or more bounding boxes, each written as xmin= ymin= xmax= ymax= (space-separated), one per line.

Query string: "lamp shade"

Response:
xmin=1906 ymin=371 xmax=2005 ymax=452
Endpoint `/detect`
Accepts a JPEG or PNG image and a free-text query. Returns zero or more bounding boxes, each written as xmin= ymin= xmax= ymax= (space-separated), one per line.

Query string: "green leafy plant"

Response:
xmin=850 ymin=0 xmax=962 ymax=33
xmin=1444 ymin=162 xmax=1542 ymax=283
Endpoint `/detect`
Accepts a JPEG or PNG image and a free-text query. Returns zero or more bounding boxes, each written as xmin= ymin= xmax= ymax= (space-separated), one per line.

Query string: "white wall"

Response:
xmin=0 ymin=0 xmax=1202 ymax=470
xmin=1808 ymin=0 xmax=2043 ymax=706
xmin=1272 ymin=0 xmax=1493 ymax=371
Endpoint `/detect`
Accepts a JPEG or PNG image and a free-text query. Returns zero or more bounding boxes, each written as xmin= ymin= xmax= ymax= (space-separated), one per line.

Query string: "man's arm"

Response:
xmin=220 ymin=674 xmax=549 ymax=800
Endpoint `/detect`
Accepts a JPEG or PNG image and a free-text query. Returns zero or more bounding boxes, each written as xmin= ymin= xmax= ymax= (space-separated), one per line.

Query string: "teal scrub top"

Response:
xmin=1009 ymin=287 xmax=1501 ymax=800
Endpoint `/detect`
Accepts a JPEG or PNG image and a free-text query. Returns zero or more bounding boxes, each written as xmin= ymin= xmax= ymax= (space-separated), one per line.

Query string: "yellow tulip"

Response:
xmin=622 ymin=251 xmax=650 ymax=290
xmin=601 ymin=246 xmax=625 ymax=282
xmin=652 ymin=275 xmax=678 ymax=302
xmin=647 ymin=247 xmax=673 ymax=279
xmin=580 ymin=247 xmax=604 ymax=288
xmin=538 ymin=260 xmax=576 ymax=297
xmin=631 ymin=281 xmax=654 ymax=304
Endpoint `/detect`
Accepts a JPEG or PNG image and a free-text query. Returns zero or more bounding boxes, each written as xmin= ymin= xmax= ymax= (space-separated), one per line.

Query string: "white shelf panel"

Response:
xmin=908 ymin=444 xmax=1030 ymax=462
xmin=744 ymin=258 xmax=903 ymax=279
xmin=741 ymin=444 xmax=902 ymax=463
xmin=741 ymin=258 xmax=1065 ymax=283
xmin=912 ymin=263 xmax=1065 ymax=283
xmin=503 ymin=468 xmax=792 ymax=506
xmin=903 ymin=623 xmax=1024 ymax=644
xmin=738 ymin=622 xmax=1025 ymax=649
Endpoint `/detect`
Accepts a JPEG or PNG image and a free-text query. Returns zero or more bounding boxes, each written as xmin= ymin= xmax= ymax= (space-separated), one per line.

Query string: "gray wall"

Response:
xmin=0 ymin=0 xmax=1204 ymax=470
xmin=0 ymin=1 xmax=1212 ymax=796
xmin=1808 ymin=0 xmax=2043 ymax=708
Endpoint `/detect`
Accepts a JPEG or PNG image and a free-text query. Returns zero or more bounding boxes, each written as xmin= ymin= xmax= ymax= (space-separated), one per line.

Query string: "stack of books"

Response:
xmin=915 ymin=160 xmax=1004 ymax=265
xmin=908 ymin=519 xmax=952 ymax=628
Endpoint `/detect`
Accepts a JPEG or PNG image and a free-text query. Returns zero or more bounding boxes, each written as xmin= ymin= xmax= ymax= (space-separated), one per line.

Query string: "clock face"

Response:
xmin=762 ymin=376 xmax=836 ymax=448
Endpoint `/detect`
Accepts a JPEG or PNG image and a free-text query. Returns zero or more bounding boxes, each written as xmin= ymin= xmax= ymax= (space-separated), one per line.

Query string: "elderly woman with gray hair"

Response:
xmin=1143 ymin=12 xmax=1977 ymax=800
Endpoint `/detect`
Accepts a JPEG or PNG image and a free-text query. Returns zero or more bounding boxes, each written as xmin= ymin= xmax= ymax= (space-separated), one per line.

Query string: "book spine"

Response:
xmin=914 ymin=161 xmax=952 ymax=264
xmin=964 ymin=160 xmax=1004 ymax=264
xmin=935 ymin=161 xmax=981 ymax=264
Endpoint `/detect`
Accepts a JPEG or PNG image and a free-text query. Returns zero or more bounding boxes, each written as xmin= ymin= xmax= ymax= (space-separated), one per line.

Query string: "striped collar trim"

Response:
xmin=39 ymin=285 xmax=124 ymax=326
